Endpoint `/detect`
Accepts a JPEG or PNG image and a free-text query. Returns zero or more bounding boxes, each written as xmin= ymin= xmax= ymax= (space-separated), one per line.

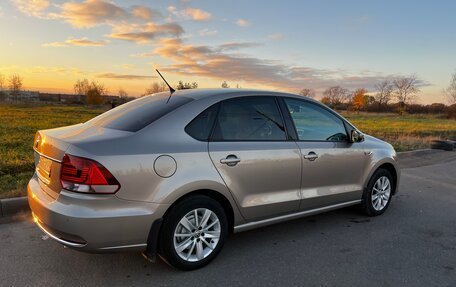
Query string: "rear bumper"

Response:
xmin=28 ymin=174 xmax=170 ymax=252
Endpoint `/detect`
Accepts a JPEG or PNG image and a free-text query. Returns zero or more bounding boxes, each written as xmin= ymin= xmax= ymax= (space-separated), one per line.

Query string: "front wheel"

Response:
xmin=158 ymin=195 xmax=228 ymax=270
xmin=361 ymin=169 xmax=394 ymax=216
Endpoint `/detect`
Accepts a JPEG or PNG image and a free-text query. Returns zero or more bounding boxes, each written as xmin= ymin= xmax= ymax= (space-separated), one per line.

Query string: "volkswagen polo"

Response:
xmin=28 ymin=89 xmax=400 ymax=270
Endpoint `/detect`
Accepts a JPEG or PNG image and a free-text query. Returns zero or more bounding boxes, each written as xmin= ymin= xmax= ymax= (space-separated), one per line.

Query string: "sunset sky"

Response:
xmin=0 ymin=0 xmax=455 ymax=103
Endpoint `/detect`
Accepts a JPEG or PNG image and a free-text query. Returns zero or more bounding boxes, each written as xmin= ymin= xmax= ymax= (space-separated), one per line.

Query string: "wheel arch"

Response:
xmin=364 ymin=160 xmax=400 ymax=195
xmin=162 ymin=189 xmax=236 ymax=233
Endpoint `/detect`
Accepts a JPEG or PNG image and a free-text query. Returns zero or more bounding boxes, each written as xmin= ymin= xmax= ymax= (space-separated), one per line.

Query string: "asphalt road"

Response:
xmin=1 ymin=158 xmax=456 ymax=287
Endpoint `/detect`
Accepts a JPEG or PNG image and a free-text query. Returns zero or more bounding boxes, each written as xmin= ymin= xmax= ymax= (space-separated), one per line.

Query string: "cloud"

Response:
xmin=107 ymin=22 xmax=184 ymax=43
xmin=153 ymin=38 xmax=397 ymax=93
xmin=168 ymin=6 xmax=212 ymax=21
xmin=55 ymin=0 xmax=162 ymax=29
xmin=199 ymin=28 xmax=217 ymax=36
xmin=266 ymin=33 xmax=284 ymax=41
xmin=131 ymin=5 xmax=161 ymax=21
xmin=11 ymin=0 xmax=50 ymax=18
xmin=236 ymin=19 xmax=250 ymax=27
xmin=96 ymin=73 xmax=156 ymax=80
xmin=43 ymin=37 xmax=108 ymax=47
xmin=129 ymin=52 xmax=155 ymax=58
xmin=56 ymin=0 xmax=129 ymax=28
xmin=217 ymin=42 xmax=261 ymax=51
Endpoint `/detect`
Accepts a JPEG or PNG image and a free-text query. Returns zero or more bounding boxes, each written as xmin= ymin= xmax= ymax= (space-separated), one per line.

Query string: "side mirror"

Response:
xmin=350 ymin=130 xmax=364 ymax=143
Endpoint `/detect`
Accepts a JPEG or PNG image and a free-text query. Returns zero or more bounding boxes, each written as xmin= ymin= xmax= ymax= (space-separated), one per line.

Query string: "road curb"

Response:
xmin=0 ymin=197 xmax=29 ymax=218
xmin=0 ymin=149 xmax=453 ymax=219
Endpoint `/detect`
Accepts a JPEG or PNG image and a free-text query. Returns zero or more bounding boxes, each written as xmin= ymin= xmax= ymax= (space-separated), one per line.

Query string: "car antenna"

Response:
xmin=155 ymin=69 xmax=175 ymax=103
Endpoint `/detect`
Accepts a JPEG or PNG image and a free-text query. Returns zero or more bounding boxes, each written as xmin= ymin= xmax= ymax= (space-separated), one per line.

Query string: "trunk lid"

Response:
xmin=34 ymin=123 xmax=132 ymax=198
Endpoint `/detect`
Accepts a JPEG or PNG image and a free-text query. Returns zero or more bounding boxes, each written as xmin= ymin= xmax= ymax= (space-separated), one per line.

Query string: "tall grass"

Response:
xmin=0 ymin=105 xmax=455 ymax=198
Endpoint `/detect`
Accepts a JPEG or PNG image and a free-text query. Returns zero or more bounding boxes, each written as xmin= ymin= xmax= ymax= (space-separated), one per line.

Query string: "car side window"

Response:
xmin=185 ymin=104 xmax=219 ymax=141
xmin=212 ymin=96 xmax=286 ymax=141
xmin=284 ymin=98 xmax=348 ymax=141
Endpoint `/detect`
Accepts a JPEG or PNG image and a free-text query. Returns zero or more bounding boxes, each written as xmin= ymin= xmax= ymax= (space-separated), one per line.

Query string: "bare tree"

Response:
xmin=176 ymin=81 xmax=198 ymax=90
xmin=9 ymin=74 xmax=23 ymax=101
xmin=299 ymin=88 xmax=316 ymax=98
xmin=0 ymin=73 xmax=5 ymax=90
xmin=74 ymin=78 xmax=91 ymax=96
xmin=118 ymin=88 xmax=128 ymax=98
xmin=444 ymin=71 xmax=456 ymax=105
xmin=393 ymin=75 xmax=420 ymax=105
xmin=221 ymin=81 xmax=229 ymax=88
xmin=86 ymin=81 xmax=108 ymax=105
xmin=0 ymin=73 xmax=5 ymax=100
xmin=322 ymin=86 xmax=350 ymax=107
xmin=145 ymin=82 xmax=167 ymax=95
xmin=374 ymin=80 xmax=393 ymax=107
xmin=73 ymin=79 xmax=108 ymax=104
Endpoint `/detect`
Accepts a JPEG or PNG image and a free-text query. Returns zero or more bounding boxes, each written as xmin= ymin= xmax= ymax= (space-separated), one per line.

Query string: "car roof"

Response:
xmin=152 ymin=88 xmax=321 ymax=104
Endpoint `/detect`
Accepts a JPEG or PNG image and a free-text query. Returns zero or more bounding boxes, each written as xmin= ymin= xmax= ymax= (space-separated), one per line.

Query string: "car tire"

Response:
xmin=361 ymin=168 xmax=394 ymax=216
xmin=158 ymin=195 xmax=228 ymax=270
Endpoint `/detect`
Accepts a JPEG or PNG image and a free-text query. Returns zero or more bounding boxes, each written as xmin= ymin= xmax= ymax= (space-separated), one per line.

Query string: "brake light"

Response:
xmin=60 ymin=154 xmax=120 ymax=194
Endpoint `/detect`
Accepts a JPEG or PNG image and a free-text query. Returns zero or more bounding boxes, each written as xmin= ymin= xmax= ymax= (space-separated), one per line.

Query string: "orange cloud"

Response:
xmin=95 ymin=73 xmax=156 ymax=80
xmin=153 ymin=38 xmax=398 ymax=93
xmin=43 ymin=37 xmax=108 ymax=47
xmin=132 ymin=6 xmax=161 ymax=21
xmin=236 ymin=19 xmax=250 ymax=27
xmin=58 ymin=0 xmax=129 ymax=28
xmin=107 ymin=22 xmax=183 ymax=43
xmin=12 ymin=0 xmax=50 ymax=18
xmin=168 ymin=6 xmax=212 ymax=21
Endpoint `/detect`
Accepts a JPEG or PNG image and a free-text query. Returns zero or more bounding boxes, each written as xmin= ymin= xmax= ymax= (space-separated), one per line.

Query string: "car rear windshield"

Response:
xmin=86 ymin=94 xmax=193 ymax=132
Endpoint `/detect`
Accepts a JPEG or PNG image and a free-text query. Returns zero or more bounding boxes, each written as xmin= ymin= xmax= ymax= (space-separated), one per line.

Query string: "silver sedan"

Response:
xmin=28 ymin=89 xmax=400 ymax=270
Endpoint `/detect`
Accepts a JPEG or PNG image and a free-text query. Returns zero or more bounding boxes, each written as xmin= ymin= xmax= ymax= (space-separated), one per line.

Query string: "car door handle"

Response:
xmin=220 ymin=155 xmax=241 ymax=166
xmin=304 ymin=152 xmax=318 ymax=161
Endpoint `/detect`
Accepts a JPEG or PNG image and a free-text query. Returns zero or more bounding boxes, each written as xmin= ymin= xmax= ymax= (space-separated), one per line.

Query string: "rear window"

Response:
xmin=86 ymin=94 xmax=193 ymax=132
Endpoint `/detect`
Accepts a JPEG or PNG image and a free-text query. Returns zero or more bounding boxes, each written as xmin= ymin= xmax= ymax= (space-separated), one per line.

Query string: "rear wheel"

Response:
xmin=361 ymin=169 xmax=394 ymax=216
xmin=158 ymin=195 xmax=228 ymax=270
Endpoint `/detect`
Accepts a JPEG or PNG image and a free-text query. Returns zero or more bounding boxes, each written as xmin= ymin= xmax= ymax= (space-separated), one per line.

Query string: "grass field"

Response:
xmin=0 ymin=103 xmax=455 ymax=199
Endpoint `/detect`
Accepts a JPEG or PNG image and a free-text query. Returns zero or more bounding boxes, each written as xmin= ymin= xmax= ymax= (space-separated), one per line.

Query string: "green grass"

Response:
xmin=0 ymin=104 xmax=455 ymax=199
xmin=341 ymin=112 xmax=456 ymax=152
xmin=0 ymin=104 xmax=106 ymax=199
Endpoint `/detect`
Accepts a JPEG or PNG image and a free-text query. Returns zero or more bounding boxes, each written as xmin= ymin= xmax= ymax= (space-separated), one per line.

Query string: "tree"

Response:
xmin=0 ymin=73 xmax=5 ymax=100
xmin=393 ymin=75 xmax=420 ymax=113
xmin=74 ymin=78 xmax=90 ymax=96
xmin=221 ymin=81 xmax=229 ymax=88
xmin=320 ymin=96 xmax=331 ymax=106
xmin=74 ymin=79 xmax=107 ymax=105
xmin=145 ymin=82 xmax=167 ymax=95
xmin=86 ymin=81 xmax=107 ymax=105
xmin=299 ymin=88 xmax=316 ymax=98
xmin=0 ymin=73 xmax=4 ymax=90
xmin=176 ymin=81 xmax=198 ymax=90
xmin=322 ymin=86 xmax=350 ymax=108
xmin=8 ymin=74 xmax=23 ymax=101
xmin=118 ymin=88 xmax=128 ymax=98
xmin=444 ymin=72 xmax=456 ymax=105
xmin=351 ymin=88 xmax=367 ymax=112
xmin=374 ymin=80 xmax=393 ymax=108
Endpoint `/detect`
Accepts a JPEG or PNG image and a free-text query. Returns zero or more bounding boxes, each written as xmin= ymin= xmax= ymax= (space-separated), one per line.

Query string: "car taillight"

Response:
xmin=60 ymin=154 xmax=120 ymax=194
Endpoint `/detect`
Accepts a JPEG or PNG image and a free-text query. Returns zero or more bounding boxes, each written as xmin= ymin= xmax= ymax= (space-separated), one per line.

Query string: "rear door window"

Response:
xmin=212 ymin=96 xmax=286 ymax=141
xmin=87 ymin=94 xmax=192 ymax=132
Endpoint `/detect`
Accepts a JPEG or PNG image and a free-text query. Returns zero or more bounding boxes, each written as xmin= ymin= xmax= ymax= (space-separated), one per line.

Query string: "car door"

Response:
xmin=208 ymin=96 xmax=302 ymax=221
xmin=281 ymin=98 xmax=367 ymax=211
